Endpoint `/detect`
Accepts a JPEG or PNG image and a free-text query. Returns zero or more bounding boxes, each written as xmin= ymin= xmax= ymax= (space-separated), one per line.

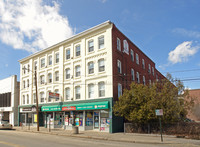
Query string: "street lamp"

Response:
xmin=22 ymin=67 xmax=39 ymax=131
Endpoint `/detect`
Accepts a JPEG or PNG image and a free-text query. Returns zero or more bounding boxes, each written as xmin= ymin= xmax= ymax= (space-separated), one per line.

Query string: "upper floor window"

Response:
xmin=75 ymin=86 xmax=81 ymax=99
xmin=55 ymin=89 xmax=59 ymax=101
xmin=117 ymin=38 xmax=121 ymax=51
xmin=131 ymin=50 xmax=134 ymax=62
xmin=148 ymin=64 xmax=151 ymax=74
xmin=88 ymin=62 xmax=94 ymax=74
xmin=136 ymin=72 xmax=140 ymax=83
xmin=98 ymin=59 xmax=105 ymax=72
xmin=33 ymin=93 xmax=36 ymax=104
xmin=40 ymin=75 xmax=45 ymax=84
xmin=136 ymin=53 xmax=139 ymax=65
xmin=65 ymin=68 xmax=70 ymax=79
xmin=34 ymin=61 xmax=37 ymax=70
xmin=55 ymin=53 xmax=59 ymax=63
xmin=98 ymin=81 xmax=105 ymax=97
xmin=23 ymin=81 xmax=26 ymax=88
xmin=123 ymin=40 xmax=129 ymax=54
xmin=27 ymin=64 xmax=30 ymax=73
xmin=23 ymin=95 xmax=25 ymax=104
xmin=152 ymin=67 xmax=154 ymax=76
xmin=48 ymin=73 xmax=52 ymax=83
xmin=98 ymin=36 xmax=104 ymax=49
xmin=55 ymin=71 xmax=59 ymax=81
xmin=117 ymin=60 xmax=122 ymax=74
xmin=27 ymin=94 xmax=29 ymax=104
xmin=131 ymin=68 xmax=135 ymax=81
xmin=41 ymin=58 xmax=45 ymax=68
xmin=88 ymin=40 xmax=94 ymax=52
xmin=40 ymin=92 xmax=44 ymax=103
xmin=65 ymin=88 xmax=70 ymax=100
xmin=143 ymin=76 xmax=146 ymax=85
xmin=76 ymin=45 xmax=81 ymax=56
xmin=48 ymin=55 xmax=52 ymax=65
xmin=118 ymin=83 xmax=122 ymax=98
xmin=27 ymin=79 xmax=29 ymax=88
xmin=75 ymin=65 xmax=81 ymax=77
xmin=156 ymin=74 xmax=158 ymax=82
xmin=66 ymin=49 xmax=70 ymax=60
xmin=23 ymin=66 xmax=26 ymax=74
xmin=142 ymin=59 xmax=145 ymax=69
xmin=88 ymin=84 xmax=94 ymax=98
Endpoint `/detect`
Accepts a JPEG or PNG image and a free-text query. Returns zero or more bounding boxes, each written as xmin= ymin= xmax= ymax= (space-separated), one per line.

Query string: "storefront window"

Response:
xmin=75 ymin=112 xmax=83 ymax=126
xmin=100 ymin=110 xmax=110 ymax=131
xmin=85 ymin=111 xmax=93 ymax=126
xmin=94 ymin=112 xmax=99 ymax=129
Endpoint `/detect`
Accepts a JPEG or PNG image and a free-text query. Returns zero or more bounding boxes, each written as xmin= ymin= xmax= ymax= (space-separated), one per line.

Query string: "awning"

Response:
xmin=41 ymin=105 xmax=62 ymax=112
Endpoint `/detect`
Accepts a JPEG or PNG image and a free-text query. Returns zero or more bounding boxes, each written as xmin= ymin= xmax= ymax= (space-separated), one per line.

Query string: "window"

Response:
xmin=149 ymin=80 xmax=152 ymax=85
xmin=123 ymin=40 xmax=129 ymax=54
xmin=148 ymin=64 xmax=151 ymax=74
xmin=23 ymin=81 xmax=26 ymax=88
xmin=27 ymin=79 xmax=29 ymax=88
xmin=65 ymin=88 xmax=70 ymax=100
xmin=27 ymin=94 xmax=29 ymax=104
xmin=152 ymin=67 xmax=154 ymax=76
xmin=23 ymin=66 xmax=26 ymax=74
xmin=88 ymin=84 xmax=94 ymax=98
xmin=142 ymin=59 xmax=145 ymax=69
xmin=131 ymin=69 xmax=135 ymax=81
xmin=48 ymin=73 xmax=52 ymax=83
xmin=131 ymin=50 xmax=134 ymax=62
xmin=88 ymin=62 xmax=94 ymax=74
xmin=143 ymin=76 xmax=146 ymax=85
xmin=66 ymin=49 xmax=70 ymax=60
xmin=117 ymin=60 xmax=122 ymax=74
xmin=136 ymin=72 xmax=140 ymax=83
xmin=40 ymin=75 xmax=45 ymax=84
xmin=75 ymin=86 xmax=81 ymax=99
xmin=118 ymin=83 xmax=122 ymax=98
xmin=65 ymin=68 xmax=70 ymax=79
xmin=34 ymin=61 xmax=37 ymax=70
xmin=55 ymin=89 xmax=59 ymax=101
xmin=156 ymin=74 xmax=158 ymax=82
xmin=48 ymin=91 xmax=52 ymax=102
xmin=28 ymin=64 xmax=30 ymax=73
xmin=23 ymin=95 xmax=25 ymax=104
xmin=48 ymin=55 xmax=52 ymax=65
xmin=88 ymin=40 xmax=94 ymax=52
xmin=75 ymin=65 xmax=81 ymax=77
xmin=117 ymin=38 xmax=121 ymax=51
xmin=98 ymin=36 xmax=104 ymax=49
xmin=76 ymin=45 xmax=81 ymax=56
xmin=33 ymin=93 xmax=36 ymax=104
xmin=55 ymin=71 xmax=59 ymax=81
xmin=98 ymin=59 xmax=105 ymax=72
xmin=55 ymin=53 xmax=59 ymax=63
xmin=40 ymin=92 xmax=44 ymax=103
xmin=98 ymin=82 xmax=105 ymax=97
xmin=41 ymin=58 xmax=45 ymax=68
xmin=136 ymin=53 xmax=139 ymax=65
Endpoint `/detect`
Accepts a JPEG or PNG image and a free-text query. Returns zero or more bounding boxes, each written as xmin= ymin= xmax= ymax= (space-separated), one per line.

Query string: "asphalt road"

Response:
xmin=0 ymin=130 xmax=172 ymax=147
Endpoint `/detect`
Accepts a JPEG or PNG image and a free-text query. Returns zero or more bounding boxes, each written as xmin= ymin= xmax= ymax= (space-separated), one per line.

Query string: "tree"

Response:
xmin=113 ymin=73 xmax=193 ymax=125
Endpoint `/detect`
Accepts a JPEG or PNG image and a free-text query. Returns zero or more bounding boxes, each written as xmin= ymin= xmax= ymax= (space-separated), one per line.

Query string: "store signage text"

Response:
xmin=62 ymin=106 xmax=76 ymax=111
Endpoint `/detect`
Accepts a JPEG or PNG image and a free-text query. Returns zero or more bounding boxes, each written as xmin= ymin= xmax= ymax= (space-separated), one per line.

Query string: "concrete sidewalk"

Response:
xmin=13 ymin=126 xmax=200 ymax=146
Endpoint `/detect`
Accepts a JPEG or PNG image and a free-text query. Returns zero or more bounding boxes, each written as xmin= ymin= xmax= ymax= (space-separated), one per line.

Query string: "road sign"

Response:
xmin=155 ymin=109 xmax=163 ymax=116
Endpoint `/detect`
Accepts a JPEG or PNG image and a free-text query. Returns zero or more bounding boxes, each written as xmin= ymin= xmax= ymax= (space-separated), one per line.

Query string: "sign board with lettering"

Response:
xmin=49 ymin=92 xmax=59 ymax=99
xmin=155 ymin=109 xmax=163 ymax=116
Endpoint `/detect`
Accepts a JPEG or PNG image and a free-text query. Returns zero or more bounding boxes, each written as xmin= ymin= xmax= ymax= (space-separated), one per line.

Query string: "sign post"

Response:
xmin=155 ymin=109 xmax=163 ymax=142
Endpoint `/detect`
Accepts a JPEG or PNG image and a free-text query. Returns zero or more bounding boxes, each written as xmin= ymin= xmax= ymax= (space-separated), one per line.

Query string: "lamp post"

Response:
xmin=22 ymin=67 xmax=39 ymax=131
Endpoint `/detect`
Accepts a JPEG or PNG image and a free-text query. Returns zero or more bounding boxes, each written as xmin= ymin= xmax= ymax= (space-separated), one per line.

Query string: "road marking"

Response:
xmin=0 ymin=141 xmax=24 ymax=147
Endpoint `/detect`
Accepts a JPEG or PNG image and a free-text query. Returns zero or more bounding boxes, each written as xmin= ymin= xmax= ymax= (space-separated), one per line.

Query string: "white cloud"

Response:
xmin=0 ymin=0 xmax=73 ymax=53
xmin=5 ymin=64 xmax=8 ymax=67
xmin=172 ymin=28 xmax=200 ymax=38
xmin=168 ymin=41 xmax=199 ymax=64
xmin=99 ymin=0 xmax=107 ymax=3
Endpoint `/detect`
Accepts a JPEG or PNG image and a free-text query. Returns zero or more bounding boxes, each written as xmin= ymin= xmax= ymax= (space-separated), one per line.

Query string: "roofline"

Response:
xmin=18 ymin=20 xmax=112 ymax=63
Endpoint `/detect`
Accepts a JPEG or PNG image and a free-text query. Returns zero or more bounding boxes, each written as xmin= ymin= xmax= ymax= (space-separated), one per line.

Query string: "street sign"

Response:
xmin=155 ymin=109 xmax=163 ymax=116
xmin=49 ymin=92 xmax=59 ymax=99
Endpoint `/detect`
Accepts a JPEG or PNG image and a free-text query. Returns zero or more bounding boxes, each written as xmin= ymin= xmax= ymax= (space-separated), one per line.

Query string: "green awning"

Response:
xmin=41 ymin=105 xmax=62 ymax=112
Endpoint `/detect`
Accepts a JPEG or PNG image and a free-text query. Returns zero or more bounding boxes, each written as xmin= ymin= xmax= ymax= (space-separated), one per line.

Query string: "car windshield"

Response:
xmin=0 ymin=121 xmax=9 ymax=124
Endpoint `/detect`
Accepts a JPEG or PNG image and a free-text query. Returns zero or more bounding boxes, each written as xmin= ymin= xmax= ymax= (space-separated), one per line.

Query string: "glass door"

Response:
xmin=94 ymin=112 xmax=99 ymax=129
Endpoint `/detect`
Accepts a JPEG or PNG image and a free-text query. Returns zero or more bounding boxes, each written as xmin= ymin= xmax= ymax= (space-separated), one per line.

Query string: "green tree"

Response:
xmin=113 ymin=73 xmax=193 ymax=124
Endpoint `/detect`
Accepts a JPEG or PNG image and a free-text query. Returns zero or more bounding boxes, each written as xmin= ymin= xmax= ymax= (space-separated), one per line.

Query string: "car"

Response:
xmin=0 ymin=121 xmax=13 ymax=130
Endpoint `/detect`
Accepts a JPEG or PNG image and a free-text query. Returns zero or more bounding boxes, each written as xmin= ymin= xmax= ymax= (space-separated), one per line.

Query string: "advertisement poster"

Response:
xmin=69 ymin=118 xmax=73 ymax=126
xmin=75 ymin=118 xmax=79 ymax=126
xmin=65 ymin=116 xmax=69 ymax=125
xmin=34 ymin=114 xmax=37 ymax=122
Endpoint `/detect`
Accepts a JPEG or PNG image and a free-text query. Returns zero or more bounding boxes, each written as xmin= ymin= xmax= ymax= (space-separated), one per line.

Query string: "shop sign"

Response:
xmin=49 ymin=92 xmax=59 ymax=100
xmin=76 ymin=102 xmax=108 ymax=110
xmin=41 ymin=105 xmax=62 ymax=112
xmin=20 ymin=107 xmax=32 ymax=112
xmin=62 ymin=106 xmax=76 ymax=111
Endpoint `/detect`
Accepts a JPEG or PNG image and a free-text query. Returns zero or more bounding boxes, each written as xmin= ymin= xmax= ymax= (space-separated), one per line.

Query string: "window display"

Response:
xmin=100 ymin=110 xmax=109 ymax=131
xmin=94 ymin=112 xmax=99 ymax=128
xmin=86 ymin=111 xmax=93 ymax=126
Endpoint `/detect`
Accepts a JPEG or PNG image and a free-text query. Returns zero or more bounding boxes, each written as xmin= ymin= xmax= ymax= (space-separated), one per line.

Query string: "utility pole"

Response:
xmin=35 ymin=70 xmax=39 ymax=131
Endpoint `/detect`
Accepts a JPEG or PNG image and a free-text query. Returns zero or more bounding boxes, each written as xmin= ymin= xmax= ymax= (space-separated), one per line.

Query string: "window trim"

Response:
xmin=98 ymin=36 xmax=104 ymax=49
xmin=88 ymin=40 xmax=94 ymax=52
xmin=75 ymin=45 xmax=81 ymax=57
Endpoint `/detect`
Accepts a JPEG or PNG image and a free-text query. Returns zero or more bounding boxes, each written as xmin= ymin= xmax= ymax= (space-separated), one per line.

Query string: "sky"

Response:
xmin=0 ymin=0 xmax=200 ymax=89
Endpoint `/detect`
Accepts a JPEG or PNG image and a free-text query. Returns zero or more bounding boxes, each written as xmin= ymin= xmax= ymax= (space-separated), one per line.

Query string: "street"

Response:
xmin=0 ymin=130 xmax=172 ymax=147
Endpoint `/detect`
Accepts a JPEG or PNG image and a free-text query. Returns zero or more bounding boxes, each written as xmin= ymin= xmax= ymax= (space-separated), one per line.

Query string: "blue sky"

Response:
xmin=0 ymin=0 xmax=200 ymax=89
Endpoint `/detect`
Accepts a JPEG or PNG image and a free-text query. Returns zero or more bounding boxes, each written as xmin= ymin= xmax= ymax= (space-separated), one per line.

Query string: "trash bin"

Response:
xmin=72 ymin=126 xmax=79 ymax=134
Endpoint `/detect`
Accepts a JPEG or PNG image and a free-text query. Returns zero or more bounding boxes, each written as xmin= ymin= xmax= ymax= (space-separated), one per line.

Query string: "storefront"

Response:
xmin=41 ymin=101 xmax=111 ymax=132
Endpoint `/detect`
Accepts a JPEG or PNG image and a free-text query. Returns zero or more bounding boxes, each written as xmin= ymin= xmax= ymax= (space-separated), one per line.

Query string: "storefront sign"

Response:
xmin=41 ymin=105 xmax=62 ymax=112
xmin=76 ymin=101 xmax=109 ymax=110
xmin=62 ymin=106 xmax=76 ymax=111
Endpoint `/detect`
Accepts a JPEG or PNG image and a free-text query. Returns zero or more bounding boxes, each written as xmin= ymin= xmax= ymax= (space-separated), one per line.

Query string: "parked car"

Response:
xmin=0 ymin=121 xmax=13 ymax=130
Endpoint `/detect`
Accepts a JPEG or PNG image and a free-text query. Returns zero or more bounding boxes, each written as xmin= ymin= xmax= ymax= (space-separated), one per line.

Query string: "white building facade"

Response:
xmin=0 ymin=75 xmax=19 ymax=126
xmin=19 ymin=21 xmax=115 ymax=132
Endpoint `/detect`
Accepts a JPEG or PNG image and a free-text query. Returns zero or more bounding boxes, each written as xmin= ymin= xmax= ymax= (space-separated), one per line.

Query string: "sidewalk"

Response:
xmin=13 ymin=126 xmax=200 ymax=146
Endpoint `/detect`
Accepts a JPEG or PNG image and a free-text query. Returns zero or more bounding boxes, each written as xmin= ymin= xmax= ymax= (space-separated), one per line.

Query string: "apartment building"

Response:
xmin=0 ymin=75 xmax=19 ymax=126
xmin=18 ymin=21 xmax=165 ymax=133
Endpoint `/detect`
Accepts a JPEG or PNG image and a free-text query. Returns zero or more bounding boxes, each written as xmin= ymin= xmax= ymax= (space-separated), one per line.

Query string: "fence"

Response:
xmin=124 ymin=122 xmax=200 ymax=139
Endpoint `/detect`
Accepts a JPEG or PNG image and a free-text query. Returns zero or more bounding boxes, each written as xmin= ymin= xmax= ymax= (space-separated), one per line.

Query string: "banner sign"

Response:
xmin=62 ymin=106 xmax=76 ymax=111
xmin=155 ymin=109 xmax=163 ymax=116
xmin=49 ymin=92 xmax=59 ymax=99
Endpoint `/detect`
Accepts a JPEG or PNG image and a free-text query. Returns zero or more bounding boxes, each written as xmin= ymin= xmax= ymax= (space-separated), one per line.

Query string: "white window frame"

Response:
xmin=118 ymin=83 xmax=122 ymax=98
xmin=142 ymin=59 xmax=145 ymax=69
xmin=88 ymin=62 xmax=94 ymax=74
xmin=117 ymin=38 xmax=121 ymax=51
xmin=98 ymin=59 xmax=105 ymax=72
xmin=98 ymin=82 xmax=105 ymax=97
xmin=98 ymin=36 xmax=104 ymax=49
xmin=117 ymin=60 xmax=122 ymax=74
xmin=131 ymin=68 xmax=135 ymax=81
xmin=75 ymin=86 xmax=81 ymax=99
xmin=48 ymin=73 xmax=52 ymax=83
xmin=88 ymin=40 xmax=94 ymax=52
xmin=41 ymin=58 xmax=45 ymax=68
xmin=40 ymin=92 xmax=45 ymax=103
xmin=136 ymin=72 xmax=140 ymax=83
xmin=40 ymin=75 xmax=45 ymax=84
xmin=65 ymin=68 xmax=70 ymax=79
xmin=66 ymin=49 xmax=70 ymax=60
xmin=88 ymin=84 xmax=94 ymax=98
xmin=148 ymin=64 xmax=151 ymax=74
xmin=48 ymin=55 xmax=52 ymax=65
xmin=55 ymin=71 xmax=59 ymax=81
xmin=136 ymin=53 xmax=139 ymax=65
xmin=55 ymin=52 xmax=59 ymax=63
xmin=76 ymin=45 xmax=81 ymax=57
xmin=65 ymin=88 xmax=70 ymax=100
xmin=75 ymin=65 xmax=81 ymax=77
xmin=131 ymin=49 xmax=134 ymax=62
